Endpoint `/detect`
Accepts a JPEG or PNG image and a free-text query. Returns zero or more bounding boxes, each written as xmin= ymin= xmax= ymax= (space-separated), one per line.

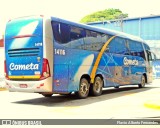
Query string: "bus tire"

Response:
xmin=138 ymin=75 xmax=145 ymax=88
xmin=90 ymin=76 xmax=103 ymax=96
xmin=76 ymin=78 xmax=90 ymax=99
xmin=42 ymin=94 xmax=53 ymax=97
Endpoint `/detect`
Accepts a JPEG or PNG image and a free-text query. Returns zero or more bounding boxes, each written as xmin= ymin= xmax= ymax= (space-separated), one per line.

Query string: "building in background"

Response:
xmin=88 ymin=15 xmax=160 ymax=78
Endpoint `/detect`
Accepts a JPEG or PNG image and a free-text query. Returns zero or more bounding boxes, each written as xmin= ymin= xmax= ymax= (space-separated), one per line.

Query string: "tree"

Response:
xmin=80 ymin=8 xmax=128 ymax=23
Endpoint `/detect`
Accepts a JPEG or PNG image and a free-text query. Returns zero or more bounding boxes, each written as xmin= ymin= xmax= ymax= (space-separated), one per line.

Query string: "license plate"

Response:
xmin=19 ymin=84 xmax=28 ymax=88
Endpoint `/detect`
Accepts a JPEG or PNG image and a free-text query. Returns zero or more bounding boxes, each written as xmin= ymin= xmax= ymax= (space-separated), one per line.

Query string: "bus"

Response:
xmin=4 ymin=15 xmax=154 ymax=98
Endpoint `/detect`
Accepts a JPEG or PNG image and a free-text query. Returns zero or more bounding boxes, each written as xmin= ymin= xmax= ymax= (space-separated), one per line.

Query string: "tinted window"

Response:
xmin=52 ymin=21 xmax=109 ymax=51
xmin=107 ymin=37 xmax=128 ymax=54
xmin=143 ymin=43 xmax=150 ymax=50
xmin=70 ymin=26 xmax=85 ymax=40
xmin=102 ymin=34 xmax=110 ymax=44
xmin=52 ymin=22 xmax=71 ymax=43
xmin=52 ymin=22 xmax=61 ymax=42
xmin=52 ymin=22 xmax=85 ymax=49
xmin=84 ymin=30 xmax=104 ymax=51
xmin=68 ymin=26 xmax=85 ymax=49
xmin=128 ymin=40 xmax=145 ymax=59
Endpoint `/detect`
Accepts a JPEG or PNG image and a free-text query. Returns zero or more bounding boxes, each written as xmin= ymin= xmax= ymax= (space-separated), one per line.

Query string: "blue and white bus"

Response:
xmin=4 ymin=15 xmax=153 ymax=98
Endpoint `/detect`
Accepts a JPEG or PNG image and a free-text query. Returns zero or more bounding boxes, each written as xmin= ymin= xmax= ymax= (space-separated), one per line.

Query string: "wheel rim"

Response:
xmin=80 ymin=82 xmax=89 ymax=96
xmin=94 ymin=80 xmax=101 ymax=92
xmin=142 ymin=76 xmax=145 ymax=87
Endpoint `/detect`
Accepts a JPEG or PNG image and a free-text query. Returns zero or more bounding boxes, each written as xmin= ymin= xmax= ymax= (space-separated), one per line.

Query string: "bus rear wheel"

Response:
xmin=90 ymin=76 xmax=103 ymax=96
xmin=76 ymin=78 xmax=90 ymax=99
xmin=138 ymin=75 xmax=145 ymax=88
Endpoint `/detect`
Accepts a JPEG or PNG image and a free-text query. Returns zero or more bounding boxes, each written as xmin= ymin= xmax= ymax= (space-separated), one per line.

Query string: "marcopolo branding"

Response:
xmin=9 ymin=63 xmax=39 ymax=70
xmin=123 ymin=57 xmax=139 ymax=66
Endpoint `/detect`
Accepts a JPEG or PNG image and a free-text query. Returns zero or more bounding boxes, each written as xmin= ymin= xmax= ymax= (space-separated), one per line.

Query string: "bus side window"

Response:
xmin=107 ymin=39 xmax=116 ymax=53
xmin=52 ymin=22 xmax=61 ymax=43
xmin=69 ymin=26 xmax=86 ymax=49
xmin=124 ymin=40 xmax=130 ymax=55
xmin=70 ymin=26 xmax=85 ymax=40
xmin=107 ymin=37 xmax=128 ymax=54
xmin=101 ymin=34 xmax=109 ymax=44
xmin=60 ymin=23 xmax=71 ymax=43
xmin=52 ymin=22 xmax=71 ymax=44
xmin=128 ymin=40 xmax=136 ymax=56
xmin=84 ymin=30 xmax=103 ymax=51
xmin=128 ymin=40 xmax=145 ymax=59
xmin=52 ymin=22 xmax=86 ymax=49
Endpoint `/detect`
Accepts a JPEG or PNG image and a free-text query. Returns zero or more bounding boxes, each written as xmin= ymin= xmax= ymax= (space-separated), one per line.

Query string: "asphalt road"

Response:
xmin=0 ymin=79 xmax=160 ymax=119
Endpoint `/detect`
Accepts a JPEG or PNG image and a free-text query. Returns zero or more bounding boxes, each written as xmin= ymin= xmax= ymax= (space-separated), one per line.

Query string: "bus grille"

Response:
xmin=8 ymin=48 xmax=39 ymax=57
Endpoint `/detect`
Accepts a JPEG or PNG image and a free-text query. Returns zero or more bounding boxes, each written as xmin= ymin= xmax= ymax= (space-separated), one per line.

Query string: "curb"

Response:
xmin=0 ymin=88 xmax=7 ymax=91
xmin=144 ymin=100 xmax=160 ymax=110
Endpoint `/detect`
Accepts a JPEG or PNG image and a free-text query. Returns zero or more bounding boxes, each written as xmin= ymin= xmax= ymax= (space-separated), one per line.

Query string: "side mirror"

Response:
xmin=152 ymin=53 xmax=157 ymax=61
xmin=146 ymin=50 xmax=157 ymax=61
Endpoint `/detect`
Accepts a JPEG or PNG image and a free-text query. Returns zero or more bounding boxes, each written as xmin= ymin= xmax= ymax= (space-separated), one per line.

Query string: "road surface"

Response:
xmin=0 ymin=79 xmax=160 ymax=119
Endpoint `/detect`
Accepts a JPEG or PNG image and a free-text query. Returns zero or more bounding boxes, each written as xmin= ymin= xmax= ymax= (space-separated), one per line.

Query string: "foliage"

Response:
xmin=80 ymin=8 xmax=128 ymax=23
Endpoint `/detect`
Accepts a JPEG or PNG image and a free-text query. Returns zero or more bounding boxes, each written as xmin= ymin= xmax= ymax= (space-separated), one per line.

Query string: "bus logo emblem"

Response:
xmin=123 ymin=57 xmax=139 ymax=66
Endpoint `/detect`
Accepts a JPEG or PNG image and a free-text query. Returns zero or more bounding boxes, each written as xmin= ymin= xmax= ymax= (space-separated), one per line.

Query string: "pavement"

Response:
xmin=0 ymin=78 xmax=160 ymax=109
xmin=0 ymin=78 xmax=160 ymax=120
xmin=143 ymin=79 xmax=160 ymax=110
xmin=0 ymin=79 xmax=6 ymax=91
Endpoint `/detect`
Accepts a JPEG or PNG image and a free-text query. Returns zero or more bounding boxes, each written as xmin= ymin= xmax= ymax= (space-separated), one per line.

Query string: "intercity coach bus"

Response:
xmin=4 ymin=15 xmax=154 ymax=98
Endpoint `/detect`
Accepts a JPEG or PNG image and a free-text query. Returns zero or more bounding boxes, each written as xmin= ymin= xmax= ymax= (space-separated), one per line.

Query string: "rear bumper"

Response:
xmin=5 ymin=77 xmax=52 ymax=93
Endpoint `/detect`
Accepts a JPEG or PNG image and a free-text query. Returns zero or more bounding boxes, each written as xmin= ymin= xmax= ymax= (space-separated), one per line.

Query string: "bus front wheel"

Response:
xmin=138 ymin=75 xmax=145 ymax=88
xmin=76 ymin=78 xmax=90 ymax=99
xmin=90 ymin=76 xmax=103 ymax=96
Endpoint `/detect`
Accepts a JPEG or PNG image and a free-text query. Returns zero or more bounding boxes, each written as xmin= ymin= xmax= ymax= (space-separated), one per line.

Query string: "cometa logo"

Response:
xmin=123 ymin=57 xmax=139 ymax=66
xmin=9 ymin=63 xmax=39 ymax=70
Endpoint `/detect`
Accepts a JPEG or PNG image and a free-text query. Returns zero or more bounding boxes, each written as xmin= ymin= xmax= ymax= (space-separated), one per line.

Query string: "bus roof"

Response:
xmin=7 ymin=15 xmax=144 ymax=43
xmin=51 ymin=16 xmax=144 ymax=43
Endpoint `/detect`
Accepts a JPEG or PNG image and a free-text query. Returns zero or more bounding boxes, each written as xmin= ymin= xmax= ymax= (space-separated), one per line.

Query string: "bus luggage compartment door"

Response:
xmin=53 ymin=64 xmax=69 ymax=92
